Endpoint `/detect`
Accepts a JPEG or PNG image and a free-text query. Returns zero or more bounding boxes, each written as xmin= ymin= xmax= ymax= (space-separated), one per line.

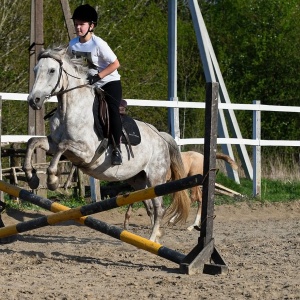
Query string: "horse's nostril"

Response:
xmin=35 ymin=98 xmax=41 ymax=104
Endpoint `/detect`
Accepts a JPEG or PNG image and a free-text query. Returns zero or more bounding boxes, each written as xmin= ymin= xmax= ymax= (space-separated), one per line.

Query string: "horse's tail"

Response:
xmin=159 ymin=132 xmax=191 ymax=224
xmin=216 ymin=153 xmax=238 ymax=171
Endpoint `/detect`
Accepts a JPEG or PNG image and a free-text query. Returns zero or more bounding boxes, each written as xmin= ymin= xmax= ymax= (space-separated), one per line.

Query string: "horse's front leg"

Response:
xmin=23 ymin=137 xmax=51 ymax=189
xmin=46 ymin=139 xmax=94 ymax=190
xmin=46 ymin=141 xmax=69 ymax=191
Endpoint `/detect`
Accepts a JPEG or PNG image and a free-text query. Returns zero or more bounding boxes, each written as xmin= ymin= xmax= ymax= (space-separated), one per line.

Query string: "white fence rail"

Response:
xmin=1 ymin=92 xmax=300 ymax=146
xmin=1 ymin=93 xmax=299 ymax=198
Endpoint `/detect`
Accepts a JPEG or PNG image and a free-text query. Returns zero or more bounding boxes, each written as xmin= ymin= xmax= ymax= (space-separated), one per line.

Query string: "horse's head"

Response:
xmin=28 ymin=47 xmax=70 ymax=110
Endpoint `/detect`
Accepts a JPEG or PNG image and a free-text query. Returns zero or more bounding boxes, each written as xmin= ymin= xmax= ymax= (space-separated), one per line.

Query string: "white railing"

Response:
xmin=1 ymin=92 xmax=300 ymax=146
xmin=1 ymin=92 xmax=299 ymax=198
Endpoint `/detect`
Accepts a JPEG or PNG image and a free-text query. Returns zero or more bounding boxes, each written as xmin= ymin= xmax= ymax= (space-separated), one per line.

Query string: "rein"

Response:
xmin=52 ymin=67 xmax=89 ymax=97
xmin=51 ymin=82 xmax=89 ymax=97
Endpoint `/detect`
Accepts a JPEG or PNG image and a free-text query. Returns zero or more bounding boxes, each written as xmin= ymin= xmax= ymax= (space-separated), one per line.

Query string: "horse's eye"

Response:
xmin=49 ymin=68 xmax=55 ymax=74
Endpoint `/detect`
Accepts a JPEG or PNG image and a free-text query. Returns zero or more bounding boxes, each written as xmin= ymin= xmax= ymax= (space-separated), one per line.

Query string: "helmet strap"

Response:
xmin=82 ymin=24 xmax=93 ymax=38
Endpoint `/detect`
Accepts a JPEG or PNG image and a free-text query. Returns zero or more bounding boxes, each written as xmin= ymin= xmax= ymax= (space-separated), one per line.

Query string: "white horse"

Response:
xmin=23 ymin=47 xmax=190 ymax=242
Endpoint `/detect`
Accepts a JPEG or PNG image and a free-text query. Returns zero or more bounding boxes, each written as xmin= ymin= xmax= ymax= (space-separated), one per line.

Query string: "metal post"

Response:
xmin=167 ymin=0 xmax=180 ymax=141
xmin=188 ymin=0 xmax=253 ymax=182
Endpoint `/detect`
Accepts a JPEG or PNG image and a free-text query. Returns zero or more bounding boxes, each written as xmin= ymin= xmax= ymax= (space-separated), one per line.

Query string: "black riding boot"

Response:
xmin=111 ymin=145 xmax=122 ymax=165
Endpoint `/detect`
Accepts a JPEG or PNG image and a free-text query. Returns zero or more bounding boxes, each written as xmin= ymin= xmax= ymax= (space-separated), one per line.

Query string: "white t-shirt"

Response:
xmin=69 ymin=34 xmax=120 ymax=86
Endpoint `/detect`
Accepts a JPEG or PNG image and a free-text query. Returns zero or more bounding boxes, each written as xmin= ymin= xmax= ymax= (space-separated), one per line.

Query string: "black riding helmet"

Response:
xmin=72 ymin=4 xmax=98 ymax=27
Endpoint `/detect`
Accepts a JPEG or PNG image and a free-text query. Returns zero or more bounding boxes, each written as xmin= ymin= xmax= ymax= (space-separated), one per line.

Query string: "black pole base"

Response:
xmin=180 ymin=238 xmax=228 ymax=275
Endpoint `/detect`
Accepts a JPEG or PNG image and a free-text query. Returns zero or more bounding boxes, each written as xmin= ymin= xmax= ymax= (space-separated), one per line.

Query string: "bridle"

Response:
xmin=38 ymin=53 xmax=89 ymax=99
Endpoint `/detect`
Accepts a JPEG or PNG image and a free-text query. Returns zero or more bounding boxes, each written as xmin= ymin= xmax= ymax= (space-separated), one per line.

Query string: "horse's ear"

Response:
xmin=61 ymin=46 xmax=69 ymax=57
xmin=38 ymin=47 xmax=45 ymax=56
xmin=37 ymin=47 xmax=46 ymax=60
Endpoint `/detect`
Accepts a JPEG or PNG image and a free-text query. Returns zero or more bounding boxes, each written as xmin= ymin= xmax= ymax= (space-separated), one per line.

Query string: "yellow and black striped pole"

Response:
xmin=0 ymin=174 xmax=202 ymax=264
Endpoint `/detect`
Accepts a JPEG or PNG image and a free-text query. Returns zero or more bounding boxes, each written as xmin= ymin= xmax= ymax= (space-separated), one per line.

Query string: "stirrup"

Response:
xmin=111 ymin=148 xmax=122 ymax=165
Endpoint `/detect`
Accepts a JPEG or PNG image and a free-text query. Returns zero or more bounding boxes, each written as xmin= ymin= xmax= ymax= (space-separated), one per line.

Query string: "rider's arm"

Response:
xmin=98 ymin=59 xmax=120 ymax=79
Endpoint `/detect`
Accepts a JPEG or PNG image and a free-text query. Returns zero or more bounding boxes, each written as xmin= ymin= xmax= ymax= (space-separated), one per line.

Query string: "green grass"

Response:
xmin=3 ymin=190 xmax=86 ymax=212
xmin=215 ymin=172 xmax=300 ymax=204
xmin=3 ymin=198 xmax=43 ymax=212
xmin=47 ymin=192 xmax=86 ymax=208
xmin=260 ymin=178 xmax=300 ymax=202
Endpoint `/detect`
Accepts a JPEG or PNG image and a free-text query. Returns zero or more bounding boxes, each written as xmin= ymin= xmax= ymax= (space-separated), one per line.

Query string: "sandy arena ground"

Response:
xmin=0 ymin=200 xmax=299 ymax=300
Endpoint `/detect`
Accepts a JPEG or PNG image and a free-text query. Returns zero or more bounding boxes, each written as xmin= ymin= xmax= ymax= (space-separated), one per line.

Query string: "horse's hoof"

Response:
xmin=28 ymin=176 xmax=40 ymax=189
xmin=187 ymin=225 xmax=194 ymax=231
xmin=47 ymin=174 xmax=59 ymax=191
xmin=47 ymin=182 xmax=59 ymax=191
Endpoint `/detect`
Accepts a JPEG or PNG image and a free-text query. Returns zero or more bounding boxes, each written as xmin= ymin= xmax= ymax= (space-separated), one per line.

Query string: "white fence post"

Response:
xmin=89 ymin=177 xmax=101 ymax=202
xmin=253 ymin=100 xmax=261 ymax=197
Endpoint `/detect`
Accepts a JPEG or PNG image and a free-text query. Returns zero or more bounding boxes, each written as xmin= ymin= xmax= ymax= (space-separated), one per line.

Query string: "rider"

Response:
xmin=69 ymin=4 xmax=123 ymax=165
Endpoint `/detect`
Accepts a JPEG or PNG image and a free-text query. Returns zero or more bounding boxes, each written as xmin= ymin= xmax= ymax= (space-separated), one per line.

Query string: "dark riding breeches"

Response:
xmin=101 ymin=80 xmax=123 ymax=146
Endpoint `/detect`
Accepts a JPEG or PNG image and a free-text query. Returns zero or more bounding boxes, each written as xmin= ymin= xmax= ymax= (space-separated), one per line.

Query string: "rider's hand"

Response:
xmin=88 ymin=74 xmax=101 ymax=85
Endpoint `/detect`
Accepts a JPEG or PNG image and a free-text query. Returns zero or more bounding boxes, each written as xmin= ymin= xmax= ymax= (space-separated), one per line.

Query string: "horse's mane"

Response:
xmin=38 ymin=46 xmax=89 ymax=78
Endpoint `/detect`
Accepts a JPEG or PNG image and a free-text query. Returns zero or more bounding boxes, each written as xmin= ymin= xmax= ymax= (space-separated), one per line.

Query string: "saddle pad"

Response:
xmin=121 ymin=115 xmax=141 ymax=146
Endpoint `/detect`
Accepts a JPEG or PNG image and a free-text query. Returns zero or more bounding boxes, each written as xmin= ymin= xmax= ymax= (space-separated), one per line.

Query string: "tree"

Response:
xmin=202 ymin=0 xmax=300 ymax=155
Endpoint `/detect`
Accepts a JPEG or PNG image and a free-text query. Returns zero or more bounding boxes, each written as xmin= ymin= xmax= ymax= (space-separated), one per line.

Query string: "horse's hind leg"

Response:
xmin=148 ymin=196 xmax=165 ymax=243
xmin=187 ymin=186 xmax=202 ymax=231
xmin=124 ymin=200 xmax=154 ymax=230
xmin=187 ymin=202 xmax=202 ymax=231
xmin=124 ymin=204 xmax=133 ymax=230
xmin=125 ymin=171 xmax=166 ymax=242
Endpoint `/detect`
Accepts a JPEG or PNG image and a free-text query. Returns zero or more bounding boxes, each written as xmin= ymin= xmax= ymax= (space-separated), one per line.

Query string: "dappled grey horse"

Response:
xmin=23 ymin=47 xmax=190 ymax=242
